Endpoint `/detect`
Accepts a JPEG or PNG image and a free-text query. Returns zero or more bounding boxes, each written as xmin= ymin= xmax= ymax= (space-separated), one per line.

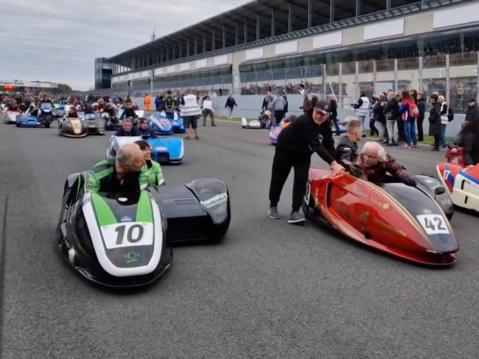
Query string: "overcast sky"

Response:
xmin=0 ymin=0 xmax=251 ymax=90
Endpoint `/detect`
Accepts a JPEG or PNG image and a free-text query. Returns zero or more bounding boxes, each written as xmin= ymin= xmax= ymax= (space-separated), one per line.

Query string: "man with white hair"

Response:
xmin=87 ymin=143 xmax=147 ymax=193
xmin=351 ymin=141 xmax=416 ymax=186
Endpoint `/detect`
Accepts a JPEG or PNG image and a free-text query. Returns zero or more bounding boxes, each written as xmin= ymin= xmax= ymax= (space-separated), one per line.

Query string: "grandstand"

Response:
xmin=96 ymin=0 xmax=479 ymax=113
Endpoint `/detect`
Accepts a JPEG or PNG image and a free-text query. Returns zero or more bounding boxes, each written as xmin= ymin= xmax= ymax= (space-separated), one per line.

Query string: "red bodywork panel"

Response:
xmin=307 ymin=168 xmax=457 ymax=266
xmin=445 ymin=147 xmax=464 ymax=167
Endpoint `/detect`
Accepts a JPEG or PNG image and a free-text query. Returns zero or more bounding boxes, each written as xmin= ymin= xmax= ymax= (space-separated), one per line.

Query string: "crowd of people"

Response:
xmin=346 ymin=89 xmax=479 ymax=152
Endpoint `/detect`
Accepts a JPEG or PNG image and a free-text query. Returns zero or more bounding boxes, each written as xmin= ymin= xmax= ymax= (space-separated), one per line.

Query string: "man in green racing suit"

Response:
xmin=135 ymin=140 xmax=165 ymax=186
xmin=87 ymin=143 xmax=156 ymax=193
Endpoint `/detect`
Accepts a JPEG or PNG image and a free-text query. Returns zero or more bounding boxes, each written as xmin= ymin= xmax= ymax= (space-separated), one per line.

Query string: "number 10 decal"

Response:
xmin=101 ymin=222 xmax=154 ymax=249
xmin=115 ymin=224 xmax=145 ymax=245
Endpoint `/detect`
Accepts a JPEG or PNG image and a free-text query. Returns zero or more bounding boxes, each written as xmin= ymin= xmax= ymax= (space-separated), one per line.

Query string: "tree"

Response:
xmin=57 ymin=83 xmax=72 ymax=94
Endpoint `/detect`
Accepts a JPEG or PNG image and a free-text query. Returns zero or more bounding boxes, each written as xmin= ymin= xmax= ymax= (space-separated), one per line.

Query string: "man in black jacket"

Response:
xmin=336 ymin=118 xmax=362 ymax=163
xmin=115 ymin=118 xmax=140 ymax=136
xmin=465 ymin=98 xmax=479 ymax=124
xmin=268 ymin=100 xmax=343 ymax=224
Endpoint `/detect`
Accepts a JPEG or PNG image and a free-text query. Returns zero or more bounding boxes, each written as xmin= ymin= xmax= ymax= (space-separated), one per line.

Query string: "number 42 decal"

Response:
xmin=416 ymin=214 xmax=450 ymax=235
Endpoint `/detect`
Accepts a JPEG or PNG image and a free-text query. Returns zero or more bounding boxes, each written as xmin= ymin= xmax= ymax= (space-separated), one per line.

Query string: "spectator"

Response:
xmin=327 ymin=94 xmax=339 ymax=135
xmin=283 ymin=94 xmax=289 ymax=113
xmin=438 ymin=95 xmax=449 ymax=148
xmin=352 ymin=91 xmax=370 ymax=137
xmin=384 ymin=91 xmax=400 ymax=146
xmin=370 ymin=95 xmax=381 ymax=137
xmin=154 ymin=94 xmax=162 ymax=112
xmin=399 ymin=90 xmax=417 ymax=148
xmin=272 ymin=93 xmax=287 ymax=126
xmin=457 ymin=118 xmax=479 ymax=166
xmin=428 ymin=93 xmax=442 ymax=151
xmin=202 ymin=96 xmax=216 ymax=126
xmin=225 ymin=95 xmax=237 ymax=119
xmin=465 ymin=98 xmax=478 ymax=124
xmin=144 ymin=93 xmax=151 ymax=112
xmin=416 ymin=92 xmax=426 ymax=142
xmin=164 ymin=90 xmax=175 ymax=120
xmin=180 ymin=91 xmax=202 ymax=140
xmin=261 ymin=93 xmax=273 ymax=112
xmin=395 ymin=93 xmax=406 ymax=143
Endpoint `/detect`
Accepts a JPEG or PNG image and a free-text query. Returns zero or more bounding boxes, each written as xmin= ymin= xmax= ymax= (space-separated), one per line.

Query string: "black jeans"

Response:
xmin=397 ymin=117 xmax=406 ymax=142
xmin=202 ymin=109 xmax=215 ymax=126
xmin=417 ymin=116 xmax=424 ymax=141
xmin=274 ymin=110 xmax=285 ymax=126
xmin=370 ymin=118 xmax=379 ymax=136
xmin=269 ymin=149 xmax=310 ymax=212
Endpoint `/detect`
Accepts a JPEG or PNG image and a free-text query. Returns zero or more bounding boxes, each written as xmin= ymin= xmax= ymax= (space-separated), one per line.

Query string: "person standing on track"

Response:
xmin=225 ymin=95 xmax=237 ymax=120
xmin=164 ymin=90 xmax=175 ymax=120
xmin=180 ymin=91 xmax=201 ymax=140
xmin=202 ymin=96 xmax=216 ymax=126
xmin=144 ymin=93 xmax=151 ymax=112
xmin=268 ymin=99 xmax=344 ymax=224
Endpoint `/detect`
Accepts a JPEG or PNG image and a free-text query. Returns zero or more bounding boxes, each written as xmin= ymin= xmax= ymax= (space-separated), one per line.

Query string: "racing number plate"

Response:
xmin=416 ymin=214 xmax=450 ymax=235
xmin=100 ymin=222 xmax=154 ymax=249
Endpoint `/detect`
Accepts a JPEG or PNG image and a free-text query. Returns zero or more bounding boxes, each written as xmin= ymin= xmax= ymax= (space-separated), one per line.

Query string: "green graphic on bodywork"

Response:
xmin=123 ymin=251 xmax=140 ymax=264
xmin=136 ymin=192 xmax=153 ymax=223
xmin=91 ymin=193 xmax=118 ymax=226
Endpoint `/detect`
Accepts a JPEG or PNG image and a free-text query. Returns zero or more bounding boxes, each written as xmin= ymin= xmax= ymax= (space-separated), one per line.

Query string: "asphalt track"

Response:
xmin=0 ymin=121 xmax=478 ymax=359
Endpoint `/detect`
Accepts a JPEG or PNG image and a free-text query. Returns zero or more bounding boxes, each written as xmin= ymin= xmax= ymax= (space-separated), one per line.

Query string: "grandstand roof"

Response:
xmin=107 ymin=0 xmax=467 ymax=69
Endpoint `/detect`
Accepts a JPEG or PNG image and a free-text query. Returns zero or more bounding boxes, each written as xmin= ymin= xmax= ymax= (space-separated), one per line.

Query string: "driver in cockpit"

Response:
xmin=350 ymin=141 xmax=417 ymax=186
xmin=138 ymin=118 xmax=157 ymax=138
xmin=87 ymin=144 xmax=146 ymax=193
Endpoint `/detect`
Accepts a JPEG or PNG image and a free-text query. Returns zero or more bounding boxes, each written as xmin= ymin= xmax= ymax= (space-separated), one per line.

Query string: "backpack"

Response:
xmin=447 ymin=107 xmax=454 ymax=122
xmin=408 ymin=102 xmax=420 ymax=119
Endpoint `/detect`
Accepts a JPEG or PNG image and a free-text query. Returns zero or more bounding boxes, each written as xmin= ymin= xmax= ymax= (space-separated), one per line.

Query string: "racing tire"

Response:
xmin=44 ymin=123 xmax=50 ymax=129
xmin=15 ymin=123 xmax=20 ymax=127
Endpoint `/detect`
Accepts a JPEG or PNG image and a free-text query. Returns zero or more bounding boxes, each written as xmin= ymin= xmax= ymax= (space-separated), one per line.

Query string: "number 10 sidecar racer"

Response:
xmin=57 ymin=173 xmax=231 ymax=287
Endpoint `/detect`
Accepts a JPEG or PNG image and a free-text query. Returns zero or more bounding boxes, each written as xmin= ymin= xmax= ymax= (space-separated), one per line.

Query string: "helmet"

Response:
xmin=106 ymin=135 xmax=143 ymax=164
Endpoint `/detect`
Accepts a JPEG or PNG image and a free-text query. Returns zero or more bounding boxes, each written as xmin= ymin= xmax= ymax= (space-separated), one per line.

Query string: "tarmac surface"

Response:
xmin=0 ymin=120 xmax=478 ymax=359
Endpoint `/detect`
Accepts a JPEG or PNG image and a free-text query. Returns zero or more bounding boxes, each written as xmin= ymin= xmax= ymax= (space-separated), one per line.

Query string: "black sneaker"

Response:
xmin=269 ymin=207 xmax=280 ymax=219
xmin=288 ymin=211 xmax=306 ymax=224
